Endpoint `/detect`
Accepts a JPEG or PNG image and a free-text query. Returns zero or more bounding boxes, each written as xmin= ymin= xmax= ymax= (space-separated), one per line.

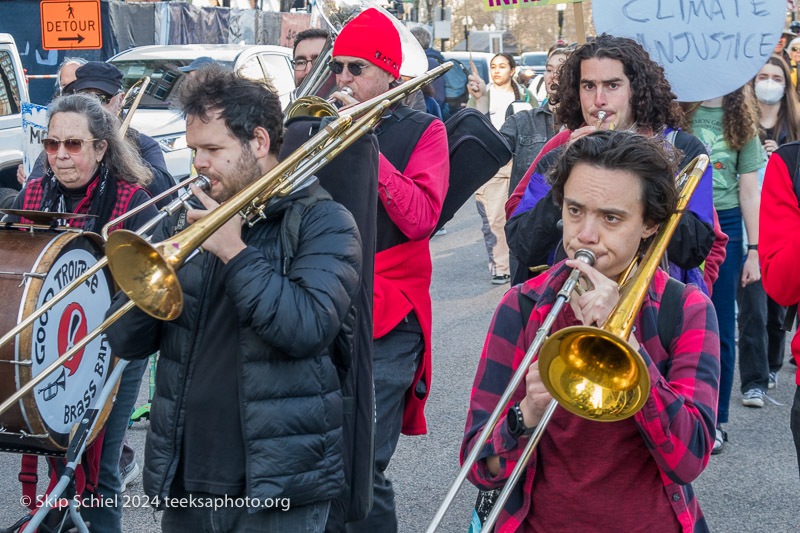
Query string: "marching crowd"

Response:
xmin=4 ymin=7 xmax=800 ymax=533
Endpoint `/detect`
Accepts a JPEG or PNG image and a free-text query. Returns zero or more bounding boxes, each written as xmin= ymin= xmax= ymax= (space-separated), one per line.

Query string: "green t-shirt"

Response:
xmin=691 ymin=105 xmax=765 ymax=210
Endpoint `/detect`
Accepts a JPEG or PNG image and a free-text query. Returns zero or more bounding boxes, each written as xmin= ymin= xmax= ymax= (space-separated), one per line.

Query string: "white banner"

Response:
xmin=21 ymin=102 xmax=48 ymax=178
xmin=593 ymin=0 xmax=786 ymax=102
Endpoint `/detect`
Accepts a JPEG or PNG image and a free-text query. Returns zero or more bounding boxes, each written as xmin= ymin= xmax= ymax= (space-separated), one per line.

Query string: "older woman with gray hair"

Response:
xmin=7 ymin=93 xmax=156 ymax=233
xmin=4 ymin=93 xmax=157 ymax=532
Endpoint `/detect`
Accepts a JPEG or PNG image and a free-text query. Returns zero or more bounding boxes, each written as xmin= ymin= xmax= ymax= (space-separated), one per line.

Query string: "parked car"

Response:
xmin=517 ymin=51 xmax=547 ymax=86
xmin=0 ymin=32 xmax=29 ymax=203
xmin=109 ymin=44 xmax=295 ymax=181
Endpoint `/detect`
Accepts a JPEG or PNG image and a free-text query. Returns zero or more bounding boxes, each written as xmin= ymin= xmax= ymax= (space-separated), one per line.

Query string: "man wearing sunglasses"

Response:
xmin=293 ymin=28 xmax=329 ymax=86
xmin=329 ymin=8 xmax=449 ymax=533
xmin=24 ymin=62 xmax=174 ymax=208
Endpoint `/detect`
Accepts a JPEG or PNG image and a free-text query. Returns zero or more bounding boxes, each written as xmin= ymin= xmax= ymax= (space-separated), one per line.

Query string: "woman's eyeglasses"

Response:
xmin=328 ymin=60 xmax=371 ymax=76
xmin=792 ymin=47 xmax=800 ymax=52
xmin=42 ymin=138 xmax=97 ymax=155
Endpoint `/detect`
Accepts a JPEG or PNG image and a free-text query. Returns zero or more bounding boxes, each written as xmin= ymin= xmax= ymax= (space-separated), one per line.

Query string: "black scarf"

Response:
xmin=39 ymin=162 xmax=118 ymax=233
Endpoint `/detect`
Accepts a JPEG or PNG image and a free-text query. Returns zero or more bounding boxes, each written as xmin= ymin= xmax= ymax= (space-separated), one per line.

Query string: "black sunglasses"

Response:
xmin=79 ymin=90 xmax=114 ymax=104
xmin=329 ymin=60 xmax=371 ymax=77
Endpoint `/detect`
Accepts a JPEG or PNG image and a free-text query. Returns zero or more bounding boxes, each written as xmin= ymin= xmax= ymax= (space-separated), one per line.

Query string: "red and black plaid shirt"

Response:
xmin=462 ymin=262 xmax=720 ymax=533
xmin=21 ymin=174 xmax=144 ymax=233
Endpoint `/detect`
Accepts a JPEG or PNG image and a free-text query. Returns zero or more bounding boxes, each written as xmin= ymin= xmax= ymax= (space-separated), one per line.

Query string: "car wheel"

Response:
xmin=0 ymin=187 xmax=19 ymax=209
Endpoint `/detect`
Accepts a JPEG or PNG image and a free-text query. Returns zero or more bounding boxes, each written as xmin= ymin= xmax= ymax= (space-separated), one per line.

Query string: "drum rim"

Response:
xmin=11 ymin=231 xmax=118 ymax=453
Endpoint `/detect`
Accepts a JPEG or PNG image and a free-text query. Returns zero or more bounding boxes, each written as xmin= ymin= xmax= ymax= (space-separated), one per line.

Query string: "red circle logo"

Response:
xmin=58 ymin=303 xmax=87 ymax=376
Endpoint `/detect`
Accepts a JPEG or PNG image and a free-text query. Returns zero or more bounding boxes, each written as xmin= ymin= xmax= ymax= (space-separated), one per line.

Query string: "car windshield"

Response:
xmin=522 ymin=54 xmax=547 ymax=67
xmin=111 ymin=59 xmax=235 ymax=109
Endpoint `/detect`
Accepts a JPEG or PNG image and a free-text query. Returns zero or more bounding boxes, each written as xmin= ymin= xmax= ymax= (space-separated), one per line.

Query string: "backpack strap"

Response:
xmin=279 ymin=187 xmax=332 ymax=275
xmin=518 ymin=288 xmax=536 ymax=330
xmin=658 ymin=277 xmax=685 ymax=353
xmin=664 ymin=127 xmax=679 ymax=148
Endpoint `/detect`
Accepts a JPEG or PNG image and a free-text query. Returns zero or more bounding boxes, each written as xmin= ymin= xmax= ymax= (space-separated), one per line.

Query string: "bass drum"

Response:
xmin=0 ymin=228 xmax=117 ymax=455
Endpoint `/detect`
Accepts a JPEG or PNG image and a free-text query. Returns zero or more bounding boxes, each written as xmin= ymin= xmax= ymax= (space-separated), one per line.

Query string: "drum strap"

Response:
xmin=18 ymin=428 xmax=105 ymax=511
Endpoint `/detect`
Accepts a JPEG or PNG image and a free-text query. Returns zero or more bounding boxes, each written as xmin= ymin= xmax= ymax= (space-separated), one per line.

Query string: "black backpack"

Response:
xmin=434 ymin=108 xmax=512 ymax=234
xmin=279 ymin=116 xmax=379 ymax=528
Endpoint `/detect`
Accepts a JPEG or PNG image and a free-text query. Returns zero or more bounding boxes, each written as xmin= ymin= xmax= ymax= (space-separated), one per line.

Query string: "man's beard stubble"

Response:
xmin=210 ymin=143 xmax=262 ymax=204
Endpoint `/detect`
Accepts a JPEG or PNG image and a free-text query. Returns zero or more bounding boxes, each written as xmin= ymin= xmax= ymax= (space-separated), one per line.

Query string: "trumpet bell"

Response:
xmin=538 ymin=325 xmax=649 ymax=421
xmin=105 ymin=229 xmax=183 ymax=321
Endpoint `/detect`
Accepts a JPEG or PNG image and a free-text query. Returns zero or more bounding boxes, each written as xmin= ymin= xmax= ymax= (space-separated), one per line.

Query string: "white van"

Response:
xmin=109 ymin=44 xmax=295 ymax=181
xmin=0 ymin=33 xmax=29 ymax=204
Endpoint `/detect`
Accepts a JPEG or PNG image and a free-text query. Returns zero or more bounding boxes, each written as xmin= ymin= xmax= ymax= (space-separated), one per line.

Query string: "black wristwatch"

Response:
xmin=747 ymin=244 xmax=758 ymax=251
xmin=507 ymin=402 xmax=536 ymax=437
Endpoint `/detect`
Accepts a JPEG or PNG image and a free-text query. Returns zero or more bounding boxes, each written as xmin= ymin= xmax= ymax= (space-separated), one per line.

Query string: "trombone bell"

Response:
xmin=105 ymin=229 xmax=183 ymax=321
xmin=285 ymin=96 xmax=339 ymax=120
xmin=538 ymin=326 xmax=649 ymax=420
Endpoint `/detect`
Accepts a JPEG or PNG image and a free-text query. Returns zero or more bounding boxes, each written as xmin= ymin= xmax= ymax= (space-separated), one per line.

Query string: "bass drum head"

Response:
xmin=14 ymin=231 xmax=116 ymax=454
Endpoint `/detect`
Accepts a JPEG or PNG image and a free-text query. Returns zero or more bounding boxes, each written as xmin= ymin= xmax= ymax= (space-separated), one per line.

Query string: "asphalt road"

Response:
xmin=0 ymin=203 xmax=796 ymax=532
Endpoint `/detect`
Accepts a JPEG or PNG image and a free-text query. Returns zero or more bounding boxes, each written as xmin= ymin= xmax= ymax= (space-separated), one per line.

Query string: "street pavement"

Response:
xmin=0 ymin=203 xmax=796 ymax=532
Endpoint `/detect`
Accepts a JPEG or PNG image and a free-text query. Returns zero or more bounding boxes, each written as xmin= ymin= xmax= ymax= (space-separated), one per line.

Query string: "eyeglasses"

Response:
xmin=792 ymin=47 xmax=800 ymax=52
xmin=329 ymin=60 xmax=372 ymax=77
xmin=292 ymin=58 xmax=312 ymax=71
xmin=42 ymin=138 xmax=98 ymax=155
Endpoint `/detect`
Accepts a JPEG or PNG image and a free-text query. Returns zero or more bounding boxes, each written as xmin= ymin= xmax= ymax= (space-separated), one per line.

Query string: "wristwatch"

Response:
xmin=507 ymin=402 xmax=536 ymax=437
xmin=747 ymin=244 xmax=758 ymax=251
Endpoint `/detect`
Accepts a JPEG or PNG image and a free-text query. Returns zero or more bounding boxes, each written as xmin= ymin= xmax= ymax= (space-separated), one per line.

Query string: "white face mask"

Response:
xmin=755 ymin=79 xmax=785 ymax=105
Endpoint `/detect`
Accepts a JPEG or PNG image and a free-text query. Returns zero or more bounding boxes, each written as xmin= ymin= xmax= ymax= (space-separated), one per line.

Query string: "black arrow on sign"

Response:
xmin=58 ymin=35 xmax=85 ymax=44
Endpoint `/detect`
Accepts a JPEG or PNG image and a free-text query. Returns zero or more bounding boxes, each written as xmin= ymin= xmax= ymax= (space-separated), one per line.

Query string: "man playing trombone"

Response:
xmin=462 ymin=131 xmax=720 ymax=532
xmin=105 ymin=65 xmax=362 ymax=531
xmin=328 ymin=8 xmax=449 ymax=532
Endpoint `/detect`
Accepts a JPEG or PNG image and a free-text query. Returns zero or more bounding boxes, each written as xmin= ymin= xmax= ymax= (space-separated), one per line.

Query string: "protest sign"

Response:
xmin=593 ymin=0 xmax=786 ymax=101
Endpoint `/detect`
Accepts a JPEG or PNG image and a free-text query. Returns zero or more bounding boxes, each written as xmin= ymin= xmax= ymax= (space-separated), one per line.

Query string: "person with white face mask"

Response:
xmin=735 ymin=55 xmax=800 ymax=413
xmin=754 ymin=55 xmax=800 ymax=155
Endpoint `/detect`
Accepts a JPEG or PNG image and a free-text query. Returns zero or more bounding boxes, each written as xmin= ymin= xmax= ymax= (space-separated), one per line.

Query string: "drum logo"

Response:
xmin=58 ymin=303 xmax=87 ymax=376
xmin=31 ymin=248 xmax=112 ymax=435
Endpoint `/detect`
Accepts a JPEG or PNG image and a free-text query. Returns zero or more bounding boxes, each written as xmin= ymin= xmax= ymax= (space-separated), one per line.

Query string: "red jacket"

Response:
xmin=375 ymin=119 xmax=449 ymax=435
xmin=760 ymin=149 xmax=800 ymax=384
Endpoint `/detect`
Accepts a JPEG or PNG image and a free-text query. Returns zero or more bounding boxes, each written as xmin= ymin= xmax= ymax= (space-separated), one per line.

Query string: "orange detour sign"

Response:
xmin=40 ymin=0 xmax=102 ymax=50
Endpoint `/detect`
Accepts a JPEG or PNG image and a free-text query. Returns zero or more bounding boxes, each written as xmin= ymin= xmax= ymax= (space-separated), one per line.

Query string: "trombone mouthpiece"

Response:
xmin=328 ymin=86 xmax=353 ymax=104
xmin=595 ymin=111 xmax=607 ymax=130
xmin=574 ymin=249 xmax=596 ymax=266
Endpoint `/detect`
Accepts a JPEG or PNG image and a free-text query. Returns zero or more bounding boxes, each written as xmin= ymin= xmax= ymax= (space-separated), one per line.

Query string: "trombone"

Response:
xmin=119 ymin=76 xmax=150 ymax=137
xmin=0 ymin=63 xmax=451 ymax=418
xmin=426 ymin=154 xmax=709 ymax=533
xmin=106 ymin=61 xmax=451 ymax=321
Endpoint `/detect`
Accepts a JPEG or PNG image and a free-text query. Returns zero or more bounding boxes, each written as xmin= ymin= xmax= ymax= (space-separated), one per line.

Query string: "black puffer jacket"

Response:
xmin=105 ymin=180 xmax=362 ymax=507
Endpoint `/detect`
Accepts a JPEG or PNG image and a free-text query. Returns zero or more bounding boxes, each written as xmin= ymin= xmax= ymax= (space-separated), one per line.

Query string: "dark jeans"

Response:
xmin=79 ymin=357 xmax=147 ymax=532
xmin=162 ymin=498 xmax=330 ymax=533
xmin=737 ymin=280 xmax=787 ymax=392
xmin=792 ymin=386 xmax=800 ymax=479
xmin=711 ymin=207 xmax=742 ymax=425
xmin=346 ymin=328 xmax=423 ymax=533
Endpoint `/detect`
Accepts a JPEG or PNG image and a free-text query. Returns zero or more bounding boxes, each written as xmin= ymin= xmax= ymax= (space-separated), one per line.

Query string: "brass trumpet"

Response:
xmin=426 ymin=154 xmax=709 ymax=532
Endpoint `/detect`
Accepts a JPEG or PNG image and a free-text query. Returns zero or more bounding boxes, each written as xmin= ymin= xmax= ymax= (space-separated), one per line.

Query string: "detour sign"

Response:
xmin=41 ymin=0 xmax=102 ymax=50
